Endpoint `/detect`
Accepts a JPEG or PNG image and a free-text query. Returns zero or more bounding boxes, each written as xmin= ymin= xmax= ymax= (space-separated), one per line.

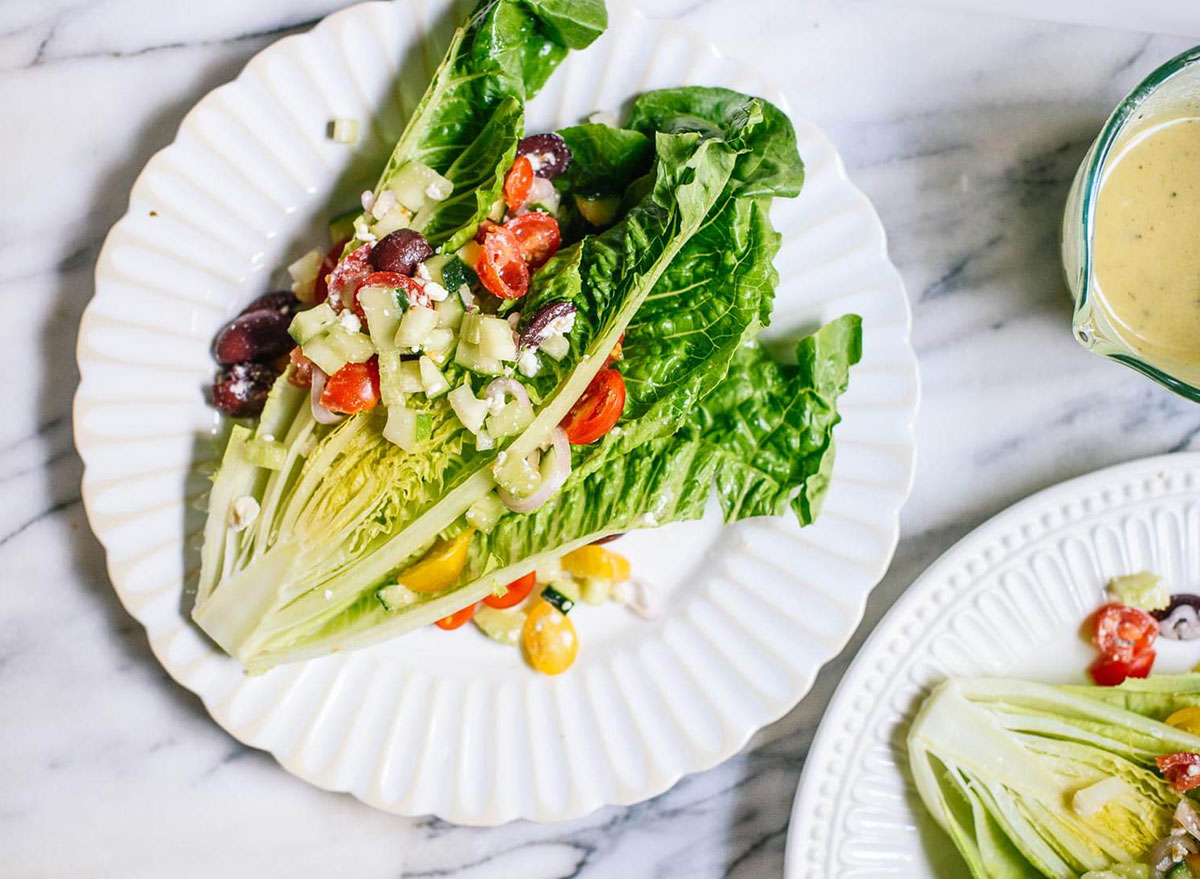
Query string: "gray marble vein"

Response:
xmin=2 ymin=0 xmax=1198 ymax=876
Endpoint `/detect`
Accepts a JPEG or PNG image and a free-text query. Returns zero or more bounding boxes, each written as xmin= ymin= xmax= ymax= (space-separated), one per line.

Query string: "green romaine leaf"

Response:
xmin=628 ymin=86 xmax=804 ymax=198
xmin=692 ymin=314 xmax=862 ymax=525
xmin=557 ymin=123 xmax=654 ymax=196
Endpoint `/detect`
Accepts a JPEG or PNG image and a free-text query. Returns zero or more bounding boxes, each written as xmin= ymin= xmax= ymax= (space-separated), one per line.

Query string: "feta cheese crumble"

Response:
xmin=338 ymin=310 xmax=362 ymax=334
xmin=517 ymin=347 xmax=541 ymax=377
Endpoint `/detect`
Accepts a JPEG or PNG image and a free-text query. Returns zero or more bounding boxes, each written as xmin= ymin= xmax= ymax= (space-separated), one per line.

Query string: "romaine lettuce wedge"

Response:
xmin=909 ymin=676 xmax=1200 ymax=879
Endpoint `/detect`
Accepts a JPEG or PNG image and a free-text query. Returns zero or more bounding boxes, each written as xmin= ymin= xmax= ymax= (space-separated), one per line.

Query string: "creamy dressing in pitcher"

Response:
xmin=1094 ymin=117 xmax=1200 ymax=362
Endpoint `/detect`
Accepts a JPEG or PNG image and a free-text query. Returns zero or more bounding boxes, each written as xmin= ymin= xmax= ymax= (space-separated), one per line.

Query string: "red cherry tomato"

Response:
xmin=505 ymin=212 xmax=560 ymax=269
xmin=319 ymin=357 xmax=380 ymax=414
xmin=561 ymin=368 xmax=626 ymax=445
xmin=354 ymin=271 xmax=428 ymax=324
xmin=314 ymin=238 xmax=350 ymax=304
xmin=1089 ymin=648 xmax=1155 ymax=686
xmin=287 ymin=347 xmax=314 ymax=389
xmin=1157 ymin=751 xmax=1200 ymax=792
xmin=1092 ymin=603 xmax=1159 ymax=662
xmin=503 ymin=156 xmax=534 ymax=213
xmin=435 ymin=601 xmax=479 ymax=630
xmin=484 ymin=572 xmax=537 ymax=610
xmin=325 ymin=244 xmax=373 ymax=311
xmin=475 ymin=223 xmax=530 ymax=300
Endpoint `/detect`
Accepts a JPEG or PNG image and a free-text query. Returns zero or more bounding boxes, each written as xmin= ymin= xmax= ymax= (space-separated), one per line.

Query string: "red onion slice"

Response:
xmin=498 ymin=427 xmax=570 ymax=513
xmin=309 ymin=365 xmax=345 ymax=425
xmin=484 ymin=377 xmax=530 ymax=408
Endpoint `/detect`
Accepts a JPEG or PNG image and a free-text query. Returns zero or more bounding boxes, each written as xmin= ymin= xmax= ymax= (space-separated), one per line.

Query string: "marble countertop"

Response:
xmin=3 ymin=0 xmax=1199 ymax=876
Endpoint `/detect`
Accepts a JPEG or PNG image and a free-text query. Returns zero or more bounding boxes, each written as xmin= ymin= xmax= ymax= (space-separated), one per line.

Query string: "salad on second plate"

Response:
xmin=193 ymin=0 xmax=862 ymax=675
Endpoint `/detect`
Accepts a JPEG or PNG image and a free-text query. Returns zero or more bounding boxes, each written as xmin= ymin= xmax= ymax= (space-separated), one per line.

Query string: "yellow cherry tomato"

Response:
xmin=560 ymin=544 xmax=630 ymax=582
xmin=1166 ymin=706 xmax=1200 ymax=736
xmin=396 ymin=529 xmax=474 ymax=594
xmin=521 ymin=600 xmax=578 ymax=675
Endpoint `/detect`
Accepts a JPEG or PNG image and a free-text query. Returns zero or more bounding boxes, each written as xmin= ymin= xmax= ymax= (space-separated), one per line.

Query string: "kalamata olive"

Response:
xmin=1153 ymin=594 xmax=1200 ymax=640
xmin=519 ymin=301 xmax=577 ymax=349
xmin=516 ymin=133 xmax=571 ymax=179
xmin=212 ymin=308 xmax=293 ymax=365
xmin=369 ymin=229 xmax=433 ymax=276
xmin=211 ymin=362 xmax=277 ymax=418
xmin=239 ymin=291 xmax=301 ymax=318
xmin=591 ymin=533 xmax=622 ymax=546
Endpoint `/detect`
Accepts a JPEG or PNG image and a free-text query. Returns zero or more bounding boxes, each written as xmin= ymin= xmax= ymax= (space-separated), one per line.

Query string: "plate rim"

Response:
xmin=74 ymin=0 xmax=920 ymax=824
xmin=783 ymin=450 xmax=1200 ymax=876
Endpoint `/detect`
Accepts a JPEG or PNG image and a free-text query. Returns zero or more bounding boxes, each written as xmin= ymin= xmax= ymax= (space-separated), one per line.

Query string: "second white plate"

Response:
xmin=75 ymin=0 xmax=918 ymax=824
xmin=786 ymin=453 xmax=1200 ymax=878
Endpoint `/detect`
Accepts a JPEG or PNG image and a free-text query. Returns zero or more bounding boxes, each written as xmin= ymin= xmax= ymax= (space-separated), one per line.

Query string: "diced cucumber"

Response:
xmin=375 ymin=350 xmax=407 ymax=409
xmin=487 ymin=198 xmax=505 ymax=221
xmin=540 ymin=333 xmax=570 ymax=361
xmin=460 ymin=312 xmax=483 ymax=345
xmin=371 ymin=207 xmax=411 ymax=239
xmin=324 ymin=325 xmax=375 ymax=363
xmin=454 ymin=340 xmax=504 ymax=376
xmin=383 ymin=406 xmax=432 ymax=452
xmin=302 ymin=336 xmax=348 ymax=375
xmin=486 ymin=398 xmax=534 ymax=438
xmin=376 ymin=582 xmax=419 ymax=612
xmin=448 ymin=381 xmax=488 ymax=434
xmin=580 ymin=577 xmax=611 ymax=605
xmin=389 ymin=162 xmax=453 ymax=212
xmin=494 ymin=452 xmax=541 ymax=498
xmin=358 ymin=287 xmax=404 ymax=348
xmin=473 ymin=604 xmax=525 ymax=645
xmin=395 ymin=359 xmax=424 ymax=394
xmin=434 ymin=294 xmax=464 ymax=329
xmin=440 ymin=255 xmax=475 ymax=298
xmin=477 ymin=316 xmax=517 ymax=362
xmin=288 ymin=302 xmax=338 ymax=345
xmin=287 ymin=248 xmax=324 ymax=303
xmin=331 ymin=118 xmax=359 ymax=144
xmin=475 ymin=429 xmax=494 ymax=451
xmin=465 ymin=492 xmax=506 ymax=533
xmin=424 ymin=328 xmax=456 ymax=364
xmin=456 ymin=240 xmax=482 ymax=271
xmin=245 ymin=438 xmax=287 ymax=471
xmin=328 ymin=208 xmax=358 ymax=245
xmin=396 ymin=305 xmax=438 ymax=349
xmin=418 ymin=355 xmax=449 ymax=398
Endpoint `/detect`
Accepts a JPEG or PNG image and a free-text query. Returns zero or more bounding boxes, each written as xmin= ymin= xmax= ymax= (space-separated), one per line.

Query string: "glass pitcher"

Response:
xmin=1063 ymin=45 xmax=1200 ymax=401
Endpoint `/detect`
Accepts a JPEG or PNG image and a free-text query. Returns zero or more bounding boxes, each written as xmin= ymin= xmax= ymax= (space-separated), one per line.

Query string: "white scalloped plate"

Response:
xmin=785 ymin=453 xmax=1200 ymax=878
xmin=75 ymin=0 xmax=917 ymax=824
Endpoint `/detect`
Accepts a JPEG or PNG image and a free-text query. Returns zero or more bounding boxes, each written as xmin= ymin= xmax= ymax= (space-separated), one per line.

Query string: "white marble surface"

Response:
xmin=3 ymin=1 xmax=1199 ymax=876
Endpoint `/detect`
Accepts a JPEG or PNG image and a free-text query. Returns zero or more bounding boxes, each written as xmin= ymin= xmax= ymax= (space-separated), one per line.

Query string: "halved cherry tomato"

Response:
xmin=319 ymin=357 xmax=380 ymax=414
xmin=522 ymin=599 xmax=578 ymax=675
xmin=354 ymin=271 xmax=428 ymax=323
xmin=287 ymin=347 xmax=314 ymax=389
xmin=503 ymin=156 xmax=534 ymax=213
xmin=1093 ymin=603 xmax=1159 ymax=662
xmin=475 ymin=223 xmax=530 ymax=299
xmin=1089 ymin=648 xmax=1155 ymax=686
xmin=484 ymin=572 xmax=537 ymax=609
xmin=1158 ymin=751 xmax=1200 ymax=792
xmin=325 ymin=243 xmax=373 ymax=311
xmin=314 ymin=238 xmax=350 ymax=304
xmin=562 ymin=368 xmax=626 ymax=445
xmin=1167 ymin=707 xmax=1200 ymax=736
xmin=435 ymin=601 xmax=479 ymax=630
xmin=505 ymin=212 xmax=560 ymax=269
xmin=396 ymin=529 xmax=475 ymax=594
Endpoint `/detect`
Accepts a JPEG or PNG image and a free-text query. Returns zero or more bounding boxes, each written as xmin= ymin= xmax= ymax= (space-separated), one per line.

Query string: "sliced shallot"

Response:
xmin=498 ymin=427 xmax=569 ymax=513
xmin=309 ymin=366 xmax=345 ymax=425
